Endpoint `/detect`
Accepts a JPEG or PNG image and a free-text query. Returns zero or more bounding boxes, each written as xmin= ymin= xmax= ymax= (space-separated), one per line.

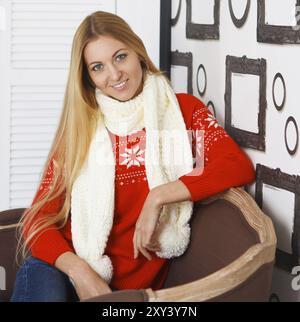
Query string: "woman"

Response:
xmin=10 ymin=11 xmax=255 ymax=302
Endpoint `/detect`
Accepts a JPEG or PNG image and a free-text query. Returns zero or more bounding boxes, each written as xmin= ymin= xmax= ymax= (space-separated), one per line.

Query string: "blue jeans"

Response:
xmin=10 ymin=256 xmax=80 ymax=302
xmin=10 ymin=256 xmax=118 ymax=302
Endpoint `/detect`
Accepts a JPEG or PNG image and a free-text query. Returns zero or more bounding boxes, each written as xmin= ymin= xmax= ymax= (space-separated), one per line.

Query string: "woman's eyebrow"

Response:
xmin=88 ymin=48 xmax=127 ymax=67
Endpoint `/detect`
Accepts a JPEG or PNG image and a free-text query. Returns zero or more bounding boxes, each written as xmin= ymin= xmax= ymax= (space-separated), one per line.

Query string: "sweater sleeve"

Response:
xmin=178 ymin=99 xmax=255 ymax=202
xmin=23 ymin=159 xmax=75 ymax=265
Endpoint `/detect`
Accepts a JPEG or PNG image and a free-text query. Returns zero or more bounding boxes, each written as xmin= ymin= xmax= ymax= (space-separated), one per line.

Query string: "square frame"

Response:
xmin=255 ymin=164 xmax=300 ymax=272
xmin=257 ymin=0 xmax=300 ymax=44
xmin=225 ymin=55 xmax=267 ymax=151
xmin=171 ymin=50 xmax=193 ymax=94
xmin=186 ymin=0 xmax=220 ymax=40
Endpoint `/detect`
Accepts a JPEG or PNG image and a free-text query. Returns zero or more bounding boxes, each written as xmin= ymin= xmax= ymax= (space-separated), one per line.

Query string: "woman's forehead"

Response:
xmin=84 ymin=36 xmax=128 ymax=61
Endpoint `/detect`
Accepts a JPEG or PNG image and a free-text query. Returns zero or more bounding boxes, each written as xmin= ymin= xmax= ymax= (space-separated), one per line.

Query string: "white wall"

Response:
xmin=116 ymin=0 xmax=160 ymax=68
xmin=171 ymin=0 xmax=300 ymax=301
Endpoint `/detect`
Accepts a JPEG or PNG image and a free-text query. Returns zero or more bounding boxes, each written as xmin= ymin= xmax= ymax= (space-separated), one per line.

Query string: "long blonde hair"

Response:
xmin=16 ymin=11 xmax=163 ymax=265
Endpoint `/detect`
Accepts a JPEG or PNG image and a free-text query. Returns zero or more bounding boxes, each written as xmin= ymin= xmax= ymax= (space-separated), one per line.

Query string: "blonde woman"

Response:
xmin=10 ymin=11 xmax=255 ymax=302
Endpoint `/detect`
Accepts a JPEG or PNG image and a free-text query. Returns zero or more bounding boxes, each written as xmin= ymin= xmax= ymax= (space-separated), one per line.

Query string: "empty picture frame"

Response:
xmin=255 ymin=164 xmax=300 ymax=272
xmin=171 ymin=50 xmax=193 ymax=94
xmin=285 ymin=116 xmax=299 ymax=156
xmin=225 ymin=55 xmax=267 ymax=151
xmin=171 ymin=0 xmax=182 ymax=26
xmin=207 ymin=100 xmax=216 ymax=118
xmin=186 ymin=0 xmax=220 ymax=40
xmin=196 ymin=64 xmax=207 ymax=97
xmin=229 ymin=0 xmax=251 ymax=28
xmin=257 ymin=0 xmax=300 ymax=44
xmin=272 ymin=72 xmax=286 ymax=111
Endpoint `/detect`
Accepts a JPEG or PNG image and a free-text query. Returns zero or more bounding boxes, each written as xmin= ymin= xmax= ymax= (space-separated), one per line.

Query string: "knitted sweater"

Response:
xmin=23 ymin=93 xmax=255 ymax=290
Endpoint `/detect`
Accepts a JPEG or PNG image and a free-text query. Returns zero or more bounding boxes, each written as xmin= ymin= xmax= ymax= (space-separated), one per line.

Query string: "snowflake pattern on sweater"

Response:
xmin=106 ymin=129 xmax=147 ymax=187
xmin=120 ymin=145 xmax=145 ymax=168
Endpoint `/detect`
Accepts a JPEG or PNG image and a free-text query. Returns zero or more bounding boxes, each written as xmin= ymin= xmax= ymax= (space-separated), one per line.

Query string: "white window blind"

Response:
xmin=0 ymin=0 xmax=116 ymax=210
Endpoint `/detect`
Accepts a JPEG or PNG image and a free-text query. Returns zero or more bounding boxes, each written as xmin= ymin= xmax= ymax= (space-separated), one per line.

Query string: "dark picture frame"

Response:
xmin=285 ymin=116 xmax=299 ymax=156
xmin=257 ymin=0 xmax=300 ymax=44
xmin=272 ymin=73 xmax=286 ymax=111
xmin=255 ymin=164 xmax=300 ymax=272
xmin=186 ymin=0 xmax=220 ymax=40
xmin=229 ymin=0 xmax=250 ymax=28
xmin=170 ymin=50 xmax=193 ymax=94
xmin=171 ymin=0 xmax=182 ymax=27
xmin=224 ymin=55 xmax=267 ymax=151
xmin=196 ymin=64 xmax=207 ymax=97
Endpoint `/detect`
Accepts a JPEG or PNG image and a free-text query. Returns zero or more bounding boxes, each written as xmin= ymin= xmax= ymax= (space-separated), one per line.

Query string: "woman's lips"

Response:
xmin=112 ymin=79 xmax=128 ymax=91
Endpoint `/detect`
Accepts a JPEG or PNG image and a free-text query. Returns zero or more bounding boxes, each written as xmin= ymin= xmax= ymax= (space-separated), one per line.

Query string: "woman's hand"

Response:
xmin=133 ymin=188 xmax=163 ymax=261
xmin=132 ymin=180 xmax=192 ymax=260
xmin=70 ymin=260 xmax=112 ymax=301
xmin=55 ymin=252 xmax=112 ymax=301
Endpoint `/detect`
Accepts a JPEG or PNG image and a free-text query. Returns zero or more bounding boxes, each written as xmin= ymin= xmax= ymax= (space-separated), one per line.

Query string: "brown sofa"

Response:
xmin=0 ymin=187 xmax=276 ymax=302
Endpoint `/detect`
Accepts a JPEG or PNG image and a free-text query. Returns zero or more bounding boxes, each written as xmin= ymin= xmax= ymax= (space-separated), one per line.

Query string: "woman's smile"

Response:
xmin=111 ymin=79 xmax=129 ymax=91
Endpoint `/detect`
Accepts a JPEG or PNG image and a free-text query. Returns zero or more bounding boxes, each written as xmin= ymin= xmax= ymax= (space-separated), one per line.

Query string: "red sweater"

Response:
xmin=24 ymin=93 xmax=255 ymax=290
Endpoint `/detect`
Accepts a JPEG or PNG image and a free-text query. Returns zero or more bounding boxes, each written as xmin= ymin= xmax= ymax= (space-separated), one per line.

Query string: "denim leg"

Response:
xmin=10 ymin=256 xmax=79 ymax=302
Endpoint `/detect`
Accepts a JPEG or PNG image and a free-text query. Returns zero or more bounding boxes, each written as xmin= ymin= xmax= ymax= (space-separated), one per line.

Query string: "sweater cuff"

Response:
xmin=178 ymin=176 xmax=204 ymax=202
xmin=28 ymin=229 xmax=75 ymax=266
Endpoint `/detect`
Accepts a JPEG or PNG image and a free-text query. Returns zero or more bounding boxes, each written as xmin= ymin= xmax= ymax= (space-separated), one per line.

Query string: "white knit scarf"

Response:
xmin=71 ymin=73 xmax=194 ymax=283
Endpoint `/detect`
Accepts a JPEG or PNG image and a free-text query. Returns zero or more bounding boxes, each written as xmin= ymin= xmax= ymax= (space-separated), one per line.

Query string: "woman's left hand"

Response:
xmin=133 ymin=189 xmax=163 ymax=260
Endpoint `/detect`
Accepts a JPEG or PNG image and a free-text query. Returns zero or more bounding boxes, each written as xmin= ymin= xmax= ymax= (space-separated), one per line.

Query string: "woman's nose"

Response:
xmin=107 ymin=64 xmax=122 ymax=81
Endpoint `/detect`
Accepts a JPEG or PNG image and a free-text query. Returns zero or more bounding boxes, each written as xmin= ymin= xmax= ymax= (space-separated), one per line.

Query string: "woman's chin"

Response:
xmin=108 ymin=91 xmax=134 ymax=102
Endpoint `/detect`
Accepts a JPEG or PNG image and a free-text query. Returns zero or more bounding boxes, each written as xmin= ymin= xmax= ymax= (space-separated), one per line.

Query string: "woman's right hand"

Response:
xmin=55 ymin=251 xmax=112 ymax=301
xmin=70 ymin=262 xmax=112 ymax=301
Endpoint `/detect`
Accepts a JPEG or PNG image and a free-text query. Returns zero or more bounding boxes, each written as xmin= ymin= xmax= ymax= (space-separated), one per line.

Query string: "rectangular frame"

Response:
xmin=225 ymin=55 xmax=266 ymax=151
xmin=186 ymin=0 xmax=220 ymax=40
xmin=257 ymin=0 xmax=300 ymax=44
xmin=171 ymin=50 xmax=193 ymax=94
xmin=255 ymin=164 xmax=300 ymax=272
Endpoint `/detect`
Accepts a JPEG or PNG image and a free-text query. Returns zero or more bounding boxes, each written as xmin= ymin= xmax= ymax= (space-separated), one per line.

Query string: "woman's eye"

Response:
xmin=116 ymin=53 xmax=127 ymax=62
xmin=91 ymin=54 xmax=127 ymax=71
xmin=92 ymin=64 xmax=103 ymax=72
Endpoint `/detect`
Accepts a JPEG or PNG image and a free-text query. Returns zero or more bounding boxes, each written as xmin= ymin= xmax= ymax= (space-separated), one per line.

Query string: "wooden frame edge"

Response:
xmin=0 ymin=223 xmax=21 ymax=231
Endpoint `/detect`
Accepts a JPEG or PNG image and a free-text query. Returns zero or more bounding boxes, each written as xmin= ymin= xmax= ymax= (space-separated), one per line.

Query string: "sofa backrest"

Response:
xmin=0 ymin=208 xmax=25 ymax=302
xmin=163 ymin=199 xmax=261 ymax=288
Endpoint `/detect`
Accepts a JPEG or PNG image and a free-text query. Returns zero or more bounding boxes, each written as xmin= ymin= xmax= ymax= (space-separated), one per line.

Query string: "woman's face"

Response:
xmin=84 ymin=35 xmax=144 ymax=102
